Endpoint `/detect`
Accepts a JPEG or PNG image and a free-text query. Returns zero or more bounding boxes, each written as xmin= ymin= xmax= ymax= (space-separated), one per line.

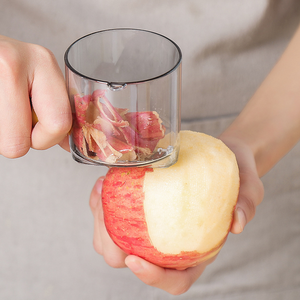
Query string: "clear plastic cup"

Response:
xmin=65 ymin=28 xmax=182 ymax=168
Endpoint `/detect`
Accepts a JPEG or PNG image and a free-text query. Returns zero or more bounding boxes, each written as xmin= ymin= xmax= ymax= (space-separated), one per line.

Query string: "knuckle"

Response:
xmin=45 ymin=114 xmax=72 ymax=137
xmin=32 ymin=44 xmax=57 ymax=65
xmin=51 ymin=119 xmax=71 ymax=136
xmin=0 ymin=43 xmax=22 ymax=79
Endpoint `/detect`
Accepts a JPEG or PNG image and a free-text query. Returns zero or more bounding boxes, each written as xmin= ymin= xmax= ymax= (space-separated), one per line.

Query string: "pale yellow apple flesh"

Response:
xmin=143 ymin=131 xmax=239 ymax=255
xmin=102 ymin=130 xmax=240 ymax=269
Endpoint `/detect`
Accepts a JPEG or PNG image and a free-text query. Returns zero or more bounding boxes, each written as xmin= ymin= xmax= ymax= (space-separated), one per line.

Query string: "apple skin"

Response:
xmin=102 ymin=167 xmax=230 ymax=269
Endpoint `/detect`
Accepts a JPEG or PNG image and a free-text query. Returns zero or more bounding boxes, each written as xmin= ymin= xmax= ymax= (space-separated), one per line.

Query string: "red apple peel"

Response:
xmin=72 ymin=89 xmax=166 ymax=163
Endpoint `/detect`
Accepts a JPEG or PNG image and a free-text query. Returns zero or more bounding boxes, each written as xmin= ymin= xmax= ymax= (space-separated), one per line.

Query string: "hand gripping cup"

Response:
xmin=65 ymin=29 xmax=182 ymax=168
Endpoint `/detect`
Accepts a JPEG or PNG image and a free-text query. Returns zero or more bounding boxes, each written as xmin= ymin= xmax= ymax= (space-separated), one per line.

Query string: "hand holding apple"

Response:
xmin=89 ymin=130 xmax=264 ymax=295
xmin=102 ymin=131 xmax=240 ymax=269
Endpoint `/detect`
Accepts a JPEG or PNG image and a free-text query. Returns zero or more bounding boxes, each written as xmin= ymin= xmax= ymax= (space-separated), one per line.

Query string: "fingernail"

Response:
xmin=235 ymin=207 xmax=246 ymax=233
xmin=95 ymin=178 xmax=104 ymax=195
xmin=125 ymin=257 xmax=144 ymax=274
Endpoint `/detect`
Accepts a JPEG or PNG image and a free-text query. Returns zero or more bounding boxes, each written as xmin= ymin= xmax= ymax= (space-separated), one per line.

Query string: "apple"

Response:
xmin=102 ymin=130 xmax=240 ymax=269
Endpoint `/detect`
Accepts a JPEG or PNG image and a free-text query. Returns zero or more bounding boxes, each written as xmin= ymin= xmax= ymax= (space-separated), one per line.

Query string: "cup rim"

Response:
xmin=64 ymin=28 xmax=182 ymax=85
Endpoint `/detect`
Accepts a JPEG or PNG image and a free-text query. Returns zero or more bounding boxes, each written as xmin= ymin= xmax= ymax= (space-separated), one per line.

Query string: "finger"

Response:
xmin=32 ymin=109 xmax=70 ymax=152
xmin=231 ymin=173 xmax=264 ymax=234
xmin=125 ymin=255 xmax=215 ymax=295
xmin=90 ymin=177 xmax=105 ymax=254
xmin=229 ymin=144 xmax=264 ymax=234
xmin=90 ymin=177 xmax=128 ymax=268
xmin=0 ymin=44 xmax=32 ymax=158
xmin=93 ymin=206 xmax=104 ymax=255
xmin=89 ymin=177 xmax=105 ymax=217
xmin=29 ymin=45 xmax=72 ymax=150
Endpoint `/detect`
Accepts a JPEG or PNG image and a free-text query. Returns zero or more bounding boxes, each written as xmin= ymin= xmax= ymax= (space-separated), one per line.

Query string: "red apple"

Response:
xmin=102 ymin=131 xmax=240 ymax=269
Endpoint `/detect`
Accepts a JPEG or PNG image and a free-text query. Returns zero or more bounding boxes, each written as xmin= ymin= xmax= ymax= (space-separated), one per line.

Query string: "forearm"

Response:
xmin=221 ymin=23 xmax=300 ymax=177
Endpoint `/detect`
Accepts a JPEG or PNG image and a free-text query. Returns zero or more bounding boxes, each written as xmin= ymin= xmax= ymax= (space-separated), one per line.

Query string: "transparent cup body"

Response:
xmin=65 ymin=29 xmax=182 ymax=168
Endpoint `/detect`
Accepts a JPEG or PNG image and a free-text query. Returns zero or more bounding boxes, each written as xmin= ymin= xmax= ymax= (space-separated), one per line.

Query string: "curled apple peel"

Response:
xmin=72 ymin=89 xmax=166 ymax=163
xmin=102 ymin=131 xmax=240 ymax=269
